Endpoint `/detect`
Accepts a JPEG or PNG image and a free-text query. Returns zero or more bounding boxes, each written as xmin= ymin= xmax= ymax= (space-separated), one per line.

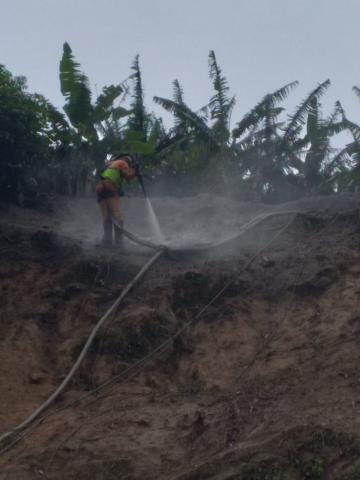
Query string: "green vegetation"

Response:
xmin=1 ymin=43 xmax=360 ymax=203
xmin=0 ymin=65 xmax=51 ymax=202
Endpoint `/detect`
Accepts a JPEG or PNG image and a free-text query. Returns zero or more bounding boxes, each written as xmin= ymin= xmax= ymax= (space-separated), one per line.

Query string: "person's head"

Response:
xmin=110 ymin=152 xmax=136 ymax=167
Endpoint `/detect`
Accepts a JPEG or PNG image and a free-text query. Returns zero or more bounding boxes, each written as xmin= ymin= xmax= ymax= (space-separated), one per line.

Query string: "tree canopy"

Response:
xmin=1 ymin=44 xmax=360 ymax=203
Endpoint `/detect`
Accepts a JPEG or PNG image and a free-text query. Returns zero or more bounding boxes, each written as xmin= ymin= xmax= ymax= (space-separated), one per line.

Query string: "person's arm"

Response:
xmin=110 ymin=159 xmax=137 ymax=181
xmin=121 ymin=166 xmax=136 ymax=181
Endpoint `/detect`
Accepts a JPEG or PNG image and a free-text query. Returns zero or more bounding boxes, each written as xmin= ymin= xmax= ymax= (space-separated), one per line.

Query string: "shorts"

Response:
xmin=96 ymin=179 xmax=118 ymax=203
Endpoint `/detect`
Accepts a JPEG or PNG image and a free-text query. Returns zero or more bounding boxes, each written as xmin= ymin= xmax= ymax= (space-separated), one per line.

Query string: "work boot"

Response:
xmin=102 ymin=219 xmax=113 ymax=246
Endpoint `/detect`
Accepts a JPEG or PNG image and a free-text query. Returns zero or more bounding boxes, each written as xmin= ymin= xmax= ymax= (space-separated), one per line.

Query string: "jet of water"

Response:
xmin=145 ymin=198 xmax=165 ymax=244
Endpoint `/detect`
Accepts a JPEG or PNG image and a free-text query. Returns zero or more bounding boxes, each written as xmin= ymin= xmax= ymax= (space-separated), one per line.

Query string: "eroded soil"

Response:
xmin=1 ymin=194 xmax=360 ymax=479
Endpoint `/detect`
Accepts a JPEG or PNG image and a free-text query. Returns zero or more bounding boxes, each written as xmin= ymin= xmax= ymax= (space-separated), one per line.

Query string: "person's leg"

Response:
xmin=101 ymin=201 xmax=113 ymax=245
xmin=107 ymin=194 xmax=124 ymax=246
xmin=96 ymin=182 xmax=113 ymax=245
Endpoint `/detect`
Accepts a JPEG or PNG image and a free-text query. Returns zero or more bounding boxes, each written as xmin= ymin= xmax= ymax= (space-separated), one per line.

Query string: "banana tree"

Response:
xmin=121 ymin=55 xmax=167 ymax=172
xmin=232 ymin=79 xmax=346 ymax=198
xmin=286 ymin=80 xmax=346 ymax=194
xmin=331 ymin=97 xmax=360 ymax=191
xmin=153 ymin=79 xmax=213 ymax=174
xmin=153 ymin=50 xmax=235 ymax=180
xmin=59 ymin=42 xmax=131 ymax=193
xmin=208 ymin=50 xmax=235 ymax=147
xmin=154 ymin=51 xmax=236 ymax=152
xmin=232 ymin=81 xmax=299 ymax=198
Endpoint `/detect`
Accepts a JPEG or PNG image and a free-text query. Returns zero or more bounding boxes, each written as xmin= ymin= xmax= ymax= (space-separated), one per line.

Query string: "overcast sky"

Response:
xmin=1 ymin=0 xmax=360 ymax=135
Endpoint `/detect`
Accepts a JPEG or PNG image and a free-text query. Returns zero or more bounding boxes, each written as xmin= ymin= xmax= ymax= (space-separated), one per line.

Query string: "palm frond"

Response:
xmin=93 ymin=84 xmax=124 ymax=122
xmin=353 ymin=86 xmax=360 ymax=101
xmin=172 ymin=79 xmax=185 ymax=105
xmin=155 ymin=130 xmax=188 ymax=156
xmin=327 ymin=102 xmax=341 ymax=125
xmin=171 ymin=79 xmax=186 ymax=126
xmin=284 ymin=79 xmax=330 ymax=139
xmin=59 ymin=43 xmax=87 ymax=97
xmin=335 ymin=100 xmax=346 ymax=118
xmin=111 ymin=106 xmax=132 ymax=121
xmin=335 ymin=101 xmax=360 ymax=140
xmin=153 ymin=96 xmax=219 ymax=147
xmin=34 ymin=94 xmax=70 ymax=131
xmin=292 ymin=135 xmax=310 ymax=151
xmin=196 ymin=104 xmax=210 ymax=122
xmin=321 ymin=121 xmax=346 ymax=138
xmin=326 ymin=146 xmax=351 ymax=172
xmin=306 ymin=97 xmax=320 ymax=139
xmin=208 ymin=50 xmax=234 ymax=142
xmin=232 ymin=99 xmax=266 ymax=139
xmin=232 ymin=81 xmax=298 ymax=139
xmin=233 ymin=129 xmax=261 ymax=152
xmin=269 ymin=81 xmax=299 ymax=105
xmin=128 ymin=54 xmax=146 ymax=138
xmin=59 ymin=42 xmax=93 ymax=134
xmin=148 ymin=117 xmax=162 ymax=145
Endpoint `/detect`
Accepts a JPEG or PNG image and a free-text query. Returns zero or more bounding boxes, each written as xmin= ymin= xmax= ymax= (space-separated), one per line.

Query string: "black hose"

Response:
xmin=137 ymin=174 xmax=147 ymax=198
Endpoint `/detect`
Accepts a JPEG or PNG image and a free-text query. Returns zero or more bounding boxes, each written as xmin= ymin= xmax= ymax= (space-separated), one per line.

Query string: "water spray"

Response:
xmin=134 ymin=158 xmax=165 ymax=244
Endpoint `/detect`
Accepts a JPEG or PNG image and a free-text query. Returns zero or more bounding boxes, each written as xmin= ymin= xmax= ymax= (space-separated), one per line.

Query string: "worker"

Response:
xmin=96 ymin=153 xmax=137 ymax=245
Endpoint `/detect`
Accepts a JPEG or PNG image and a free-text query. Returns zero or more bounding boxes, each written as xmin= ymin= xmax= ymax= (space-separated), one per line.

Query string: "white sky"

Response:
xmin=1 ymin=0 xmax=360 ymax=139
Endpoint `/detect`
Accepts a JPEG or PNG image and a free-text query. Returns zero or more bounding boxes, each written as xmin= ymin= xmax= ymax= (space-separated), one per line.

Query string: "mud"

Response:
xmin=1 ymin=193 xmax=360 ymax=479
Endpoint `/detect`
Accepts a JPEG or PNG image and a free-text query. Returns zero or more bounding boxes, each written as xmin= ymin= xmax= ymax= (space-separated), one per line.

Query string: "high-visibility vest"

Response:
xmin=101 ymin=167 xmax=123 ymax=189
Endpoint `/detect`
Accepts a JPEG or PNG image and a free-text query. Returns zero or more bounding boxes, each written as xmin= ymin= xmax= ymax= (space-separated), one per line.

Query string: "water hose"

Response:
xmin=118 ymin=222 xmax=167 ymax=251
xmin=137 ymin=173 xmax=147 ymax=198
xmin=133 ymin=159 xmax=147 ymax=198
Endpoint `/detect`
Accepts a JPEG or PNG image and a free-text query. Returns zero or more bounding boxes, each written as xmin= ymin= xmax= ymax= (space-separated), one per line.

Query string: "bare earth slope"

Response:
xmin=1 ymin=193 xmax=360 ymax=479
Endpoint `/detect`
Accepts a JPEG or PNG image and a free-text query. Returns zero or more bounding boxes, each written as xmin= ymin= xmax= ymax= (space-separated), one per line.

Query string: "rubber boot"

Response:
xmin=102 ymin=218 xmax=113 ymax=246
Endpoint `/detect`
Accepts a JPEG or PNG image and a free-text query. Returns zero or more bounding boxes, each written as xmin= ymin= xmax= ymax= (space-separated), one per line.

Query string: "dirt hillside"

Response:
xmin=1 ymin=193 xmax=360 ymax=479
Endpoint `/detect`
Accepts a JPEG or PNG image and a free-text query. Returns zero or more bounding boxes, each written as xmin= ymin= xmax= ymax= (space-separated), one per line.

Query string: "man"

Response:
xmin=96 ymin=153 xmax=137 ymax=245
